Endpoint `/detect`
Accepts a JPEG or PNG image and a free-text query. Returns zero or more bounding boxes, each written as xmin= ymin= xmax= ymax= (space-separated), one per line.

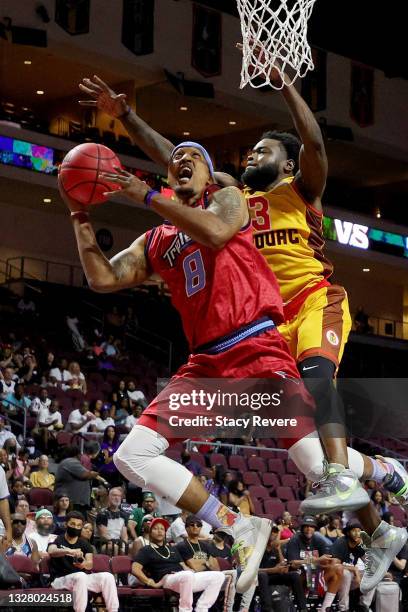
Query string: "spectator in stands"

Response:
xmin=30 ymin=508 xmax=57 ymax=559
xmin=68 ymin=400 xmax=96 ymax=433
xmin=131 ymin=514 xmax=153 ymax=556
xmin=35 ymin=398 xmax=63 ymax=452
xmin=2 ymin=382 xmax=30 ymax=417
xmin=92 ymin=405 xmax=115 ymax=433
xmin=0 ymin=415 xmax=19 ymax=449
xmin=55 ymin=445 xmax=102 ymax=516
xmin=320 ymin=514 xmax=343 ymax=543
xmin=133 ymin=517 xmax=225 ymax=610
xmin=17 ymin=296 xmax=36 ymax=318
xmin=92 ymin=482 xmax=109 ymax=514
xmin=49 ymin=358 xmax=71 ymax=390
xmin=81 ymin=521 xmax=97 ymax=554
xmin=25 ymin=437 xmax=41 ymax=467
xmin=18 ymin=353 xmax=40 ymax=384
xmin=228 ymin=479 xmax=254 ymax=516
xmin=3 ymin=437 xmax=19 ymax=462
xmin=176 ymin=515 xmax=218 ymax=571
xmin=12 ymin=448 xmax=31 ymax=480
xmin=382 ymin=510 xmax=395 ymax=525
xmin=105 ymin=306 xmax=125 ymax=335
xmin=5 ymin=512 xmax=40 ymax=563
xmin=8 ymin=477 xmax=26 ymax=512
xmin=29 ymin=454 xmax=55 ymax=490
xmin=124 ymin=401 xmax=143 ymax=432
xmin=332 ymin=521 xmax=373 ymax=612
xmin=205 ymin=465 xmax=229 ymax=505
xmin=67 ymin=361 xmax=87 ymax=394
xmin=15 ymin=498 xmax=36 ymax=535
xmin=53 ymin=493 xmax=72 ymax=535
xmin=99 ymin=426 xmax=121 ymax=485
xmin=371 ymin=489 xmax=389 ymax=516
xmin=110 ymin=380 xmax=127 ymax=407
xmin=126 ymin=380 xmax=147 ymax=406
xmin=48 ymin=510 xmax=119 ymax=612
xmin=101 ymin=335 xmax=117 ymax=357
xmin=96 ymin=487 xmax=128 ymax=554
xmin=128 ymin=491 xmax=160 ymax=540
xmin=30 ymin=387 xmax=51 ymax=415
xmin=207 ymin=529 xmax=233 ymax=560
xmin=112 ymin=397 xmax=129 ymax=427
xmin=0 ymin=465 xmax=12 ymax=550
xmin=40 ymin=351 xmax=56 ymax=380
xmin=258 ymin=525 xmax=308 ymax=612
xmin=0 ymin=448 xmax=13 ymax=481
xmin=0 ymin=367 xmax=16 ymax=396
xmin=181 ymin=449 xmax=202 ymax=477
xmin=80 ymin=440 xmax=101 ymax=470
xmin=167 ymin=509 xmax=189 ymax=544
xmin=277 ymin=511 xmax=295 ymax=545
xmin=286 ymin=516 xmax=343 ymax=611
xmin=0 ymin=345 xmax=14 ymax=370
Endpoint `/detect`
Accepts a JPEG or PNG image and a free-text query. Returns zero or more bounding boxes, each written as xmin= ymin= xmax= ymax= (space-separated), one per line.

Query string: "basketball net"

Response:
xmin=236 ymin=0 xmax=317 ymax=90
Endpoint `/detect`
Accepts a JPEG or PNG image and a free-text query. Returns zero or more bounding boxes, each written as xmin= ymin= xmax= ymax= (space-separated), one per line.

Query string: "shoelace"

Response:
xmin=363 ymin=548 xmax=375 ymax=577
xmin=311 ymin=459 xmax=330 ymax=490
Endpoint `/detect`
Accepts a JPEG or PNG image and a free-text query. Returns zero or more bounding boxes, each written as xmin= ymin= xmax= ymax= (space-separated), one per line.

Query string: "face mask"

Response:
xmin=37 ymin=524 xmax=52 ymax=536
xmin=66 ymin=526 xmax=82 ymax=538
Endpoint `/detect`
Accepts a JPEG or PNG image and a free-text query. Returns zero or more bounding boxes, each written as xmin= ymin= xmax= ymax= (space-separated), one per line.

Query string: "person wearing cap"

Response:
xmin=29 ymin=508 xmax=57 ymax=558
xmin=286 ymin=515 xmax=343 ymax=611
xmin=65 ymin=80 xmax=316 ymax=593
xmin=0 ymin=464 xmax=12 ymax=550
xmin=332 ymin=522 xmax=375 ymax=611
xmin=29 ymin=455 xmax=55 ymax=490
xmin=133 ymin=516 xmax=225 ymax=611
xmin=5 ymin=512 xmax=40 ymax=563
xmin=48 ymin=510 xmax=119 ymax=612
xmin=128 ymin=491 xmax=160 ymax=540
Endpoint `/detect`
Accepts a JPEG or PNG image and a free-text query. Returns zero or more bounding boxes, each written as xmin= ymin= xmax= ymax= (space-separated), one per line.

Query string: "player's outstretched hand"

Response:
xmin=79 ymin=75 xmax=128 ymax=118
xmin=58 ymin=175 xmax=86 ymax=214
xmin=100 ymin=166 xmax=150 ymax=205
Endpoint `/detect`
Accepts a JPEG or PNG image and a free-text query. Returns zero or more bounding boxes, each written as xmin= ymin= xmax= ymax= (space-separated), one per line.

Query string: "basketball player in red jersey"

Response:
xmin=77 ymin=76 xmax=408 ymax=593
xmin=61 ymin=141 xmax=320 ymax=594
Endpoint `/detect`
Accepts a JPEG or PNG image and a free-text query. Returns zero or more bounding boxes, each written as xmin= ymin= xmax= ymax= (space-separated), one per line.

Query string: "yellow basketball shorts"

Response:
xmin=278 ymin=284 xmax=352 ymax=368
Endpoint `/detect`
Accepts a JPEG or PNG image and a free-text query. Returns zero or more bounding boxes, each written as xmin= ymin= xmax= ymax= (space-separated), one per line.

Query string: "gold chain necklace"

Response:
xmin=150 ymin=543 xmax=171 ymax=559
xmin=187 ymin=538 xmax=202 ymax=556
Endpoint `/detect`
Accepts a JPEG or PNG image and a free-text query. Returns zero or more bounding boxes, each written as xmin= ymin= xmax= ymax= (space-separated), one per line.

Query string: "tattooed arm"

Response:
xmin=147 ymin=186 xmax=248 ymax=249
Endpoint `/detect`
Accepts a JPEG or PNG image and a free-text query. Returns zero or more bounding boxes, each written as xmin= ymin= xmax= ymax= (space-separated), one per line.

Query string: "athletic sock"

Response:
xmin=367 ymin=456 xmax=390 ymax=483
xmin=196 ymin=494 xmax=239 ymax=528
xmin=320 ymin=591 xmax=335 ymax=610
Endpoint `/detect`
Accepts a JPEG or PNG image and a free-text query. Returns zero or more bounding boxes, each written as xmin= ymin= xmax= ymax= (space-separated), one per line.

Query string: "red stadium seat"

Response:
xmin=57 ymin=431 xmax=73 ymax=446
xmin=8 ymin=554 xmax=39 ymax=576
xmin=286 ymin=459 xmax=300 ymax=474
xmin=110 ymin=555 xmax=132 ymax=576
xmin=209 ymin=453 xmax=228 ymax=469
xmin=268 ymin=458 xmax=285 ymax=474
xmin=252 ymin=498 xmax=264 ymax=515
xmin=247 ymin=456 xmax=267 ymax=472
xmin=92 ymin=554 xmax=111 ymax=573
xmin=243 ymin=471 xmax=261 ymax=486
xmin=276 ymin=486 xmax=296 ymax=501
xmin=263 ymin=499 xmax=285 ymax=518
xmin=261 ymin=473 xmax=280 ymax=490
xmin=281 ymin=474 xmax=299 ymax=488
xmin=390 ymin=505 xmax=406 ymax=524
xmin=248 ymin=485 xmax=269 ymax=499
xmin=28 ymin=487 xmax=54 ymax=508
xmin=228 ymin=455 xmax=248 ymax=472
xmin=286 ymin=500 xmax=302 ymax=516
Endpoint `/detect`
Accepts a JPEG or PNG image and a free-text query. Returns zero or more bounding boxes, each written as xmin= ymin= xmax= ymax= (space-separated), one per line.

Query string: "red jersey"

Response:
xmin=144 ymin=217 xmax=284 ymax=352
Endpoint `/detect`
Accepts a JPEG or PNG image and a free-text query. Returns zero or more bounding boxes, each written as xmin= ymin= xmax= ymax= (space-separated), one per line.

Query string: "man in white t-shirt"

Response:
xmin=49 ymin=359 xmax=71 ymax=390
xmin=30 ymin=387 xmax=51 ymax=415
xmin=0 ymin=415 xmax=19 ymax=450
xmin=167 ymin=509 xmax=212 ymax=543
xmin=124 ymin=403 xmax=143 ymax=432
xmin=37 ymin=399 xmax=63 ymax=431
xmin=0 ymin=464 xmax=12 ymax=549
xmin=92 ymin=407 xmax=115 ymax=433
xmin=68 ymin=401 xmax=95 ymax=433
xmin=30 ymin=509 xmax=57 ymax=558
xmin=127 ymin=381 xmax=147 ymax=406
xmin=0 ymin=367 xmax=16 ymax=397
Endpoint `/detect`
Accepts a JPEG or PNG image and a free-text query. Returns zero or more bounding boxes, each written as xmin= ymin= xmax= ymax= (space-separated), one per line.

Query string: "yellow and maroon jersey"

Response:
xmin=245 ymin=176 xmax=333 ymax=306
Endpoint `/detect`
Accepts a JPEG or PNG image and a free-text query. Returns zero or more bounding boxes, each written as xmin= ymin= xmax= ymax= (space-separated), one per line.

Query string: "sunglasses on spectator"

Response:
xmin=188 ymin=522 xmax=202 ymax=527
xmin=12 ymin=520 xmax=27 ymax=525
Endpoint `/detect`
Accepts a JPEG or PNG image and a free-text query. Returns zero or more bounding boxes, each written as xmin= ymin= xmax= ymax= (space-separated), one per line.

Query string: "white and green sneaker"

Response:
xmin=300 ymin=463 xmax=370 ymax=515
xmin=229 ymin=515 xmax=272 ymax=594
xmin=360 ymin=520 xmax=408 ymax=593
xmin=375 ymin=456 xmax=408 ymax=511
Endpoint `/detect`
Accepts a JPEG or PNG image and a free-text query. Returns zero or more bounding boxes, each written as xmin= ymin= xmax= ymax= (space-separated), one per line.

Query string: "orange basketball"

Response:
xmin=59 ymin=143 xmax=122 ymax=205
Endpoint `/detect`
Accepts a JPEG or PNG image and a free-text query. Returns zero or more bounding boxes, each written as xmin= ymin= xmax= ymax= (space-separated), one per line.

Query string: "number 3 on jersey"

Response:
xmin=183 ymin=250 xmax=206 ymax=297
xmin=248 ymin=196 xmax=271 ymax=232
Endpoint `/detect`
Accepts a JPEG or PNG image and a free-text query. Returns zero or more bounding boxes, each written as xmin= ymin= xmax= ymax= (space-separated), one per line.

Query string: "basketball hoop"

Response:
xmin=236 ymin=0 xmax=317 ymax=90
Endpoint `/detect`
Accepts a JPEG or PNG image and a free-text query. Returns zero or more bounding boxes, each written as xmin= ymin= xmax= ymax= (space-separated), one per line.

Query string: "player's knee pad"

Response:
xmin=298 ymin=356 xmax=345 ymax=428
xmin=113 ymin=424 xmax=193 ymax=503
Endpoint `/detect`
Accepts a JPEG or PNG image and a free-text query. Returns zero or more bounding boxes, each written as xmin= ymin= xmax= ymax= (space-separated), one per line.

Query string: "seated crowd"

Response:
xmin=1 ymin=324 xmax=408 ymax=612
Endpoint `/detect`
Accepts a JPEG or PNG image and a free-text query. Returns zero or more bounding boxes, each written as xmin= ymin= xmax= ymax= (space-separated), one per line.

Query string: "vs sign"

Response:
xmin=334 ymin=220 xmax=369 ymax=250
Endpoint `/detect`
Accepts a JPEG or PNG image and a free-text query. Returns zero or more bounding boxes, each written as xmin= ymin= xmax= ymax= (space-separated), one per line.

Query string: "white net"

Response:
xmin=236 ymin=0 xmax=317 ymax=89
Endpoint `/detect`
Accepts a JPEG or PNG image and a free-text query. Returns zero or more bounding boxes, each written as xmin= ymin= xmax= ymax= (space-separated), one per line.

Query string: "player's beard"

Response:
xmin=175 ymin=185 xmax=195 ymax=199
xmin=241 ymin=162 xmax=280 ymax=191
